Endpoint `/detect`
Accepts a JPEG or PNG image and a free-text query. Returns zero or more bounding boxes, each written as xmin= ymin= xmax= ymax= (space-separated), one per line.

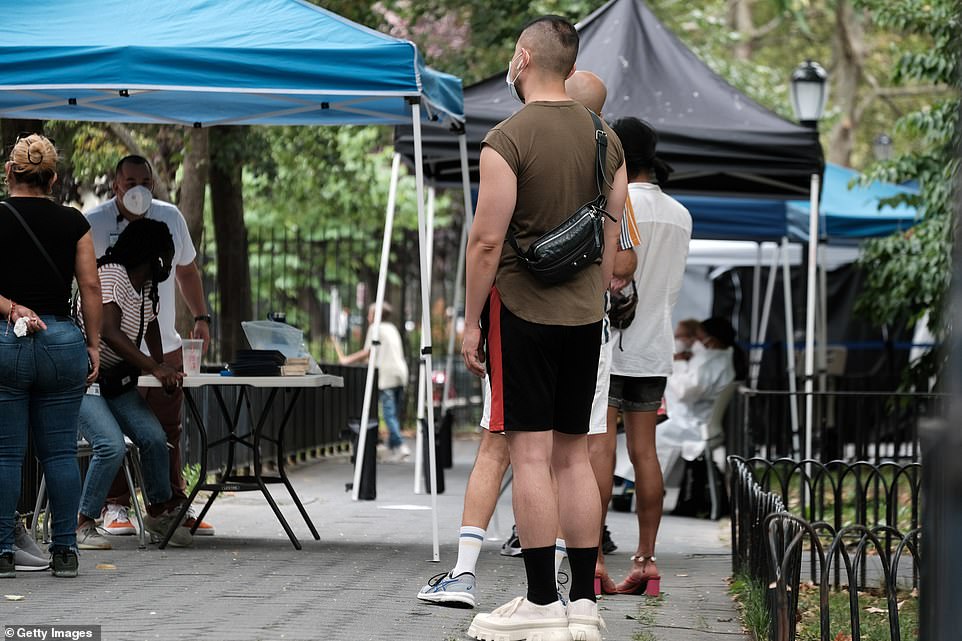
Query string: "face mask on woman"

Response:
xmin=690 ymin=340 xmax=707 ymax=354
xmin=674 ymin=339 xmax=691 ymax=354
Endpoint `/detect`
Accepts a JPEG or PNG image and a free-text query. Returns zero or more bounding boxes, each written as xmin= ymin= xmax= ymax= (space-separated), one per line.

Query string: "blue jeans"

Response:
xmin=0 ymin=317 xmax=87 ymax=553
xmin=78 ymin=389 xmax=172 ymax=519
xmin=380 ymin=386 xmax=404 ymax=449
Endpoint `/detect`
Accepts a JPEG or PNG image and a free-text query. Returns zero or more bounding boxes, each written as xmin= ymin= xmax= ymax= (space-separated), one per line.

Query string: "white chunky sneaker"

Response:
xmin=468 ymin=596 xmax=572 ymax=641
xmin=566 ymin=599 xmax=605 ymax=641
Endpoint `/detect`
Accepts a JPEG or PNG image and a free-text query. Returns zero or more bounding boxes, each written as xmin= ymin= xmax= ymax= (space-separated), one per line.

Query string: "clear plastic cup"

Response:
xmin=182 ymin=339 xmax=204 ymax=376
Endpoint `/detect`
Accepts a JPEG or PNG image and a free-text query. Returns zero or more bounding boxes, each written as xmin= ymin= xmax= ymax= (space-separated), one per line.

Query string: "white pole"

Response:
xmin=781 ymin=237 xmax=801 ymax=456
xmin=803 ymin=173 xmax=820 ymax=463
xmin=441 ymin=133 xmax=476 ymax=414
xmin=351 ymin=153 xmax=401 ymax=500
xmin=414 ymin=186 xmax=437 ymax=493
xmin=750 ymin=242 xmax=762 ymax=362
xmin=751 ymin=243 xmax=780 ymax=390
xmin=412 ymin=102 xmax=441 ymax=562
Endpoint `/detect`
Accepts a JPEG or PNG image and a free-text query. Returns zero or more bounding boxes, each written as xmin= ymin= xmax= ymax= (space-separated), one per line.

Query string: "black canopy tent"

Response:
xmin=394 ymin=0 xmax=823 ymax=199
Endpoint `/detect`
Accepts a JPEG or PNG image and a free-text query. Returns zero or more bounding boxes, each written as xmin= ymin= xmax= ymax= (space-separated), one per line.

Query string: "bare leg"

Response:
xmin=461 ymin=430 xmax=510 ymax=528
xmin=621 ymin=409 xmax=662 ymax=584
xmin=506 ymin=431 xmax=557 ymax=549
xmin=587 ymin=405 xmax=618 ymax=590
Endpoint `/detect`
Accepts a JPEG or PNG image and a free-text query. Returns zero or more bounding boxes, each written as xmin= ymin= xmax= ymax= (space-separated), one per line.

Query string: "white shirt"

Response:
xmin=610 ymin=183 xmax=692 ymax=377
xmin=85 ymin=198 xmax=197 ymax=354
xmin=364 ymin=322 xmax=409 ymax=390
xmin=660 ymin=346 xmax=735 ymax=460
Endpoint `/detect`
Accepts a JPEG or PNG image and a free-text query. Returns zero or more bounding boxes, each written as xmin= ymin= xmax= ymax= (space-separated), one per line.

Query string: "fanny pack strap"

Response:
xmin=509 ymin=108 xmax=610 ymax=259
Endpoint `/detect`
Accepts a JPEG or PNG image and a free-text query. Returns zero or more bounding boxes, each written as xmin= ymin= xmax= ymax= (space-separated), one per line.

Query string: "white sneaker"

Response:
xmin=567 ymin=599 xmax=605 ymax=641
xmin=468 ymin=596 xmax=572 ymax=641
xmin=101 ymin=504 xmax=136 ymax=536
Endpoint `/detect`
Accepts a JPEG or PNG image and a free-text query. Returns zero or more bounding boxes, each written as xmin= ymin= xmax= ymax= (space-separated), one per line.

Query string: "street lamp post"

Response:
xmin=873 ymin=133 xmax=893 ymax=161
xmin=790 ymin=60 xmax=827 ymax=464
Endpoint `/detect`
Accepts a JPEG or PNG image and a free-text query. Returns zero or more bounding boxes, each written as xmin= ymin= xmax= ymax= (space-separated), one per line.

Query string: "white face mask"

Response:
xmin=690 ymin=340 xmax=707 ymax=354
xmin=674 ymin=339 xmax=690 ymax=354
xmin=505 ymin=51 xmax=526 ymax=104
xmin=122 ymin=185 xmax=152 ymax=216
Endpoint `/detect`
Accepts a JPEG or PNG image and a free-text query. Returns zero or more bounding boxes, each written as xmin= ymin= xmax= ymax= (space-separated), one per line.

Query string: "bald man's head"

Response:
xmin=517 ymin=15 xmax=579 ymax=79
xmin=565 ymin=70 xmax=607 ymax=114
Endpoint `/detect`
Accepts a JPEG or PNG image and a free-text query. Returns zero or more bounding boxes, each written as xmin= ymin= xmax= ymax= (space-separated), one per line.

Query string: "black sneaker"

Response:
xmin=500 ymin=525 xmax=522 ymax=557
xmin=601 ymin=526 xmax=617 ymax=555
xmin=0 ymin=551 xmax=14 ymax=578
xmin=50 ymin=547 xmax=78 ymax=578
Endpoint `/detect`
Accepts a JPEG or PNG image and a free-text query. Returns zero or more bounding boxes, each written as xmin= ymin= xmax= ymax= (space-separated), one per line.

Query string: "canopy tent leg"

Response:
xmin=750 ymin=242 xmax=762 ymax=365
xmin=781 ymin=237 xmax=801 ymax=457
xmin=351 ymin=153 xmax=402 ymax=501
xmin=411 ymin=103 xmax=441 ymax=563
xmin=440 ymin=133 xmax=477 ymax=420
xmin=803 ymin=173 xmax=820 ymax=463
xmin=414 ymin=186 xmax=437 ymax=494
xmin=750 ymin=243 xmax=780 ymax=390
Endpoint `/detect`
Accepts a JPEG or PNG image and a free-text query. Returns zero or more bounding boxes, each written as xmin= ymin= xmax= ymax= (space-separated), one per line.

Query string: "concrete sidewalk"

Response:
xmin=2 ymin=437 xmax=747 ymax=641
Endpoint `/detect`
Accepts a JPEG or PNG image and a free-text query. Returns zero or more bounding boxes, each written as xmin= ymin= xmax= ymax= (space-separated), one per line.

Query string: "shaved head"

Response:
xmin=565 ymin=70 xmax=607 ymax=114
xmin=517 ymin=15 xmax=579 ymax=78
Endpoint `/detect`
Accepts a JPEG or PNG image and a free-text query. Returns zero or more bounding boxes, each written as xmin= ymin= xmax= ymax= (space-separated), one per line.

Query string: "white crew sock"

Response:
xmin=450 ymin=526 xmax=486 ymax=578
xmin=554 ymin=538 xmax=567 ymax=577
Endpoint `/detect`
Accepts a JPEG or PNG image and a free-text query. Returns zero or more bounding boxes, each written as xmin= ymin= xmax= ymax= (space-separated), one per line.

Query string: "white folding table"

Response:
xmin=138 ymin=373 xmax=344 ymax=549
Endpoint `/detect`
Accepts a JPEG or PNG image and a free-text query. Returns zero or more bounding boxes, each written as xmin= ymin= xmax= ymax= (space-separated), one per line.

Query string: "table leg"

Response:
xmin=251 ymin=388 xmax=302 ymax=549
xmin=273 ymin=388 xmax=320 ymax=540
xmin=159 ymin=389 xmax=207 ymax=549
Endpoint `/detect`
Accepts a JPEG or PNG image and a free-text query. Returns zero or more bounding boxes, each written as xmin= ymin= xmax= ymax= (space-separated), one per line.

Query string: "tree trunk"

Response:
xmin=175 ymin=127 xmax=210 ymax=346
xmin=827 ymin=0 xmax=865 ymax=166
xmin=209 ymin=127 xmax=252 ymax=361
xmin=731 ymin=0 xmax=755 ymax=60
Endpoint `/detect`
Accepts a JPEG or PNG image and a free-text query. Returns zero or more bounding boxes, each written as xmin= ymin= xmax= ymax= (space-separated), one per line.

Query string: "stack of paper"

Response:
xmin=281 ymin=357 xmax=310 ymax=376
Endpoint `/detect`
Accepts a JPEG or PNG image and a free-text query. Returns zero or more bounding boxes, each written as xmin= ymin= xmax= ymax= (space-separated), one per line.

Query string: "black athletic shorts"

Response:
xmin=608 ymin=375 xmax=667 ymax=412
xmin=481 ymin=288 xmax=602 ymax=434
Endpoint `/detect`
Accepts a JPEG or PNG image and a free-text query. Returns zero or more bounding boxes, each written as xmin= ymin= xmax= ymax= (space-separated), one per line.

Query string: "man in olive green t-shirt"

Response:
xmin=461 ymin=15 xmax=628 ymax=641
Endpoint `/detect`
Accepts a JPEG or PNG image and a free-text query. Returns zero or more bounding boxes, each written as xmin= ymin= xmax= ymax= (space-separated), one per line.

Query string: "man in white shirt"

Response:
xmin=85 ymin=155 xmax=214 ymax=536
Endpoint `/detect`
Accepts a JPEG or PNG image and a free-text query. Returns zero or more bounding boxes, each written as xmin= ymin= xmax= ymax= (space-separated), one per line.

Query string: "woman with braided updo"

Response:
xmin=0 ymin=133 xmax=102 ymax=578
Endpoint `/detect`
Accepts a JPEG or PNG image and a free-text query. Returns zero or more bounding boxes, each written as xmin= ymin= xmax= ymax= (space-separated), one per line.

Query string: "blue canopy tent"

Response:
xmin=0 ymin=0 xmax=467 ymax=559
xmin=787 ymin=163 xmax=918 ymax=241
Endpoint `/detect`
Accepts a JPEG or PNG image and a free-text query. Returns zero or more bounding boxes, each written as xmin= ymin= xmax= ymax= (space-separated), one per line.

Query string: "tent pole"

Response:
xmin=414 ymin=186 xmax=437 ymax=493
xmin=780 ymin=237 xmax=801 ymax=457
xmin=351 ymin=153 xmax=401 ymax=501
xmin=804 ymin=173 xmax=820 ymax=464
xmin=411 ymin=102 xmax=441 ymax=563
xmin=441 ymin=133 xmax=476 ymax=417
xmin=751 ymin=243 xmax=779 ymax=390
xmin=750 ymin=242 xmax=762 ymax=364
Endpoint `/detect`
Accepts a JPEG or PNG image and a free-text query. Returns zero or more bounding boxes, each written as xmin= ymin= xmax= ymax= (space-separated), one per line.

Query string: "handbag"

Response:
xmin=608 ymin=281 xmax=638 ymax=330
xmin=97 ymin=300 xmax=146 ymax=398
xmin=507 ymin=110 xmax=616 ymax=285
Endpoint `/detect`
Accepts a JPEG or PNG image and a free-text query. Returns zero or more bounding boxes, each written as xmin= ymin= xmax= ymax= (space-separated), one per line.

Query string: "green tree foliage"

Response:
xmin=852 ymin=0 xmax=958 ymax=354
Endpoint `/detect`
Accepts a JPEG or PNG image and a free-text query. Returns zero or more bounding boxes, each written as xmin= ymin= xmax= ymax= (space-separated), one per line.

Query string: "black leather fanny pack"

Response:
xmin=507 ymin=109 xmax=615 ymax=285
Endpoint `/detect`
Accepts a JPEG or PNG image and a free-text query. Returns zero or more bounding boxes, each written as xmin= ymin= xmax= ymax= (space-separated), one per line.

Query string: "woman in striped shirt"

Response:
xmin=76 ymin=219 xmax=193 ymax=551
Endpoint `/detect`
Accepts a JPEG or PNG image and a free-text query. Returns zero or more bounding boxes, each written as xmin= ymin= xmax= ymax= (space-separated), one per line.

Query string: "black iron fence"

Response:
xmin=730 ymin=456 xmax=921 ymax=641
xmin=198 ymin=222 xmax=484 ymax=431
xmin=730 ymin=388 xmax=946 ymax=463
